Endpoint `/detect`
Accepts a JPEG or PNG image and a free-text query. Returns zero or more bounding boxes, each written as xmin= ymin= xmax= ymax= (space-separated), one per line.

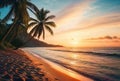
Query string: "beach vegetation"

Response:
xmin=0 ymin=0 xmax=56 ymax=49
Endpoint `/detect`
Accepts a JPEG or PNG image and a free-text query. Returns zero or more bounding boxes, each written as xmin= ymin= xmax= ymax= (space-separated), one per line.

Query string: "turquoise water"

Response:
xmin=23 ymin=47 xmax=120 ymax=81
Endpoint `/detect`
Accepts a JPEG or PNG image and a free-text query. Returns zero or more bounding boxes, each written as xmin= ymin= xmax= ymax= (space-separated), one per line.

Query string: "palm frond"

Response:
xmin=30 ymin=17 xmax=39 ymax=22
xmin=34 ymin=24 xmax=41 ymax=37
xmin=38 ymin=28 xmax=43 ymax=38
xmin=45 ymin=15 xmax=55 ymax=21
xmin=39 ymin=8 xmax=50 ymax=21
xmin=27 ymin=6 xmax=40 ymax=20
xmin=45 ymin=21 xmax=56 ymax=27
xmin=27 ymin=7 xmax=36 ymax=16
xmin=42 ymin=27 xmax=45 ymax=39
xmin=28 ymin=22 xmax=37 ymax=28
xmin=45 ymin=25 xmax=53 ymax=35
xmin=44 ymin=9 xmax=50 ymax=18
xmin=29 ymin=26 xmax=37 ymax=36
xmin=0 ymin=0 xmax=16 ymax=8
xmin=27 ymin=1 xmax=39 ymax=14
xmin=37 ymin=23 xmax=43 ymax=38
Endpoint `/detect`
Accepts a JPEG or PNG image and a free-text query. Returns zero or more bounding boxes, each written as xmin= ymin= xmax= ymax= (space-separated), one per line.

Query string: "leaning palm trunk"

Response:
xmin=8 ymin=20 xmax=23 ymax=43
xmin=8 ymin=26 xmax=18 ymax=43
xmin=1 ymin=1 xmax=30 ymax=44
xmin=8 ymin=33 xmax=17 ymax=43
xmin=15 ymin=1 xmax=29 ymax=26
xmin=1 ymin=19 xmax=18 ymax=43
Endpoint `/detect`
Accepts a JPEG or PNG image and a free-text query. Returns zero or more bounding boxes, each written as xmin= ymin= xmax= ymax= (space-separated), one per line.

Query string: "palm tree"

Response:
xmin=28 ymin=8 xmax=56 ymax=40
xmin=7 ymin=20 xmax=27 ymax=42
xmin=0 ymin=0 xmax=39 ymax=43
xmin=0 ymin=21 xmax=7 ymax=37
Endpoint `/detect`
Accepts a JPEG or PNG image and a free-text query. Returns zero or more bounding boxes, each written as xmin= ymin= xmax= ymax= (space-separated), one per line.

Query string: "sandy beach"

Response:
xmin=0 ymin=49 xmax=45 ymax=81
xmin=0 ymin=49 xmax=93 ymax=81
xmin=23 ymin=49 xmax=93 ymax=81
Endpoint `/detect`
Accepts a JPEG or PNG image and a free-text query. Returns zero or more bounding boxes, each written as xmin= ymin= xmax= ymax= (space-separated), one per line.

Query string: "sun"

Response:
xmin=70 ymin=39 xmax=79 ymax=47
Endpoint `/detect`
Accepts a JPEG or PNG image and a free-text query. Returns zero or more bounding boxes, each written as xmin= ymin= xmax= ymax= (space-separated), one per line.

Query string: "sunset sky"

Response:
xmin=0 ymin=0 xmax=120 ymax=47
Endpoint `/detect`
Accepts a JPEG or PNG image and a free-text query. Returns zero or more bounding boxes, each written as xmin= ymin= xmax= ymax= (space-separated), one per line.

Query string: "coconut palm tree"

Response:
xmin=7 ymin=20 xmax=27 ymax=42
xmin=28 ymin=8 xmax=56 ymax=39
xmin=0 ymin=21 xmax=7 ymax=37
xmin=0 ymin=0 xmax=39 ymax=43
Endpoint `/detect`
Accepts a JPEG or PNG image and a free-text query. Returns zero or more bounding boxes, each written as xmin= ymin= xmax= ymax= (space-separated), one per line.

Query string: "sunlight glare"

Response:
xmin=71 ymin=38 xmax=79 ymax=47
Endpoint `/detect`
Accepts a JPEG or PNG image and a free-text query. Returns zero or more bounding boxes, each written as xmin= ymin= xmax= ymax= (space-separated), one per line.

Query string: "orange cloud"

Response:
xmin=81 ymin=35 xmax=120 ymax=47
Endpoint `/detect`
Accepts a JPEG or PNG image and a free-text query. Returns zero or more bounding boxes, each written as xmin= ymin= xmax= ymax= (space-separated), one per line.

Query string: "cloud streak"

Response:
xmin=86 ymin=36 xmax=120 ymax=42
xmin=78 ymin=13 xmax=120 ymax=29
xmin=54 ymin=0 xmax=94 ymax=32
xmin=54 ymin=0 xmax=120 ymax=34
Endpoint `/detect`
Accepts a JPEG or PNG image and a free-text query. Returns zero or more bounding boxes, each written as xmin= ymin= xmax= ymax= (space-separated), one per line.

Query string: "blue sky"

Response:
xmin=31 ymin=0 xmax=80 ymax=14
xmin=0 ymin=0 xmax=120 ymax=19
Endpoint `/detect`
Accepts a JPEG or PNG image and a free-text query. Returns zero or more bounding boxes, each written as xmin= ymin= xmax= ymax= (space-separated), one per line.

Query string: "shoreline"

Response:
xmin=22 ymin=49 xmax=93 ymax=81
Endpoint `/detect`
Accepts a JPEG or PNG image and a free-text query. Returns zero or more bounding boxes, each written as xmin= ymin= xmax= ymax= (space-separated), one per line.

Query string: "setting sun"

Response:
xmin=70 ymin=39 xmax=80 ymax=47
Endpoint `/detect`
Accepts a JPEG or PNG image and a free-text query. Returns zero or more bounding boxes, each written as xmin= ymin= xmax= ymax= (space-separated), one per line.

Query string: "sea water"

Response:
xmin=23 ymin=47 xmax=120 ymax=81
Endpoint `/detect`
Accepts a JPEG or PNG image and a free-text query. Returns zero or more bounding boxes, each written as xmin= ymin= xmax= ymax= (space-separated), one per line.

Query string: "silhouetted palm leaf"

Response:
xmin=45 ymin=25 xmax=53 ymax=35
xmin=28 ymin=22 xmax=37 ymax=28
xmin=45 ymin=21 xmax=56 ymax=27
xmin=0 ymin=0 xmax=16 ymax=8
xmin=45 ymin=15 xmax=55 ymax=21
xmin=28 ymin=8 xmax=56 ymax=39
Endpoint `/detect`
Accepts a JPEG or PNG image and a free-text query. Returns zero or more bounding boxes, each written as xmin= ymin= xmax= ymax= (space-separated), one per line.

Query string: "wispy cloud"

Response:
xmin=77 ymin=13 xmax=120 ymax=30
xmin=54 ymin=0 xmax=120 ymax=33
xmin=85 ymin=36 xmax=120 ymax=42
xmin=55 ymin=0 xmax=94 ymax=32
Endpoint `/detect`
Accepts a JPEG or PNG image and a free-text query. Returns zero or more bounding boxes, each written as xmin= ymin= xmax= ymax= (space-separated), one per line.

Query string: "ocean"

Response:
xmin=23 ymin=47 xmax=120 ymax=81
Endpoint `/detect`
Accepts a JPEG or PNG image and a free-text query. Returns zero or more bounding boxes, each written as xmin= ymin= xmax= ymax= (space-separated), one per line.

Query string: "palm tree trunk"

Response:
xmin=1 ymin=19 xmax=18 ymax=43
xmin=8 ymin=23 xmax=19 ymax=43
xmin=8 ymin=31 xmax=17 ymax=43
